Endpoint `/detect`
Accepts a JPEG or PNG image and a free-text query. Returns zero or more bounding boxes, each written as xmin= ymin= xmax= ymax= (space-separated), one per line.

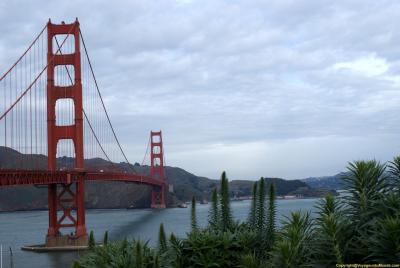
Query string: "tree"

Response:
xmin=342 ymin=160 xmax=388 ymax=260
xmin=248 ymin=182 xmax=258 ymax=229
xmin=388 ymin=156 xmax=400 ymax=192
xmin=158 ymin=223 xmax=167 ymax=253
xmin=312 ymin=195 xmax=350 ymax=266
xmin=208 ymin=188 xmax=220 ymax=231
xmin=266 ymin=182 xmax=276 ymax=250
xmin=272 ymin=212 xmax=314 ymax=268
xmin=343 ymin=160 xmax=387 ymax=223
xmin=88 ymin=230 xmax=95 ymax=250
xmin=220 ymin=171 xmax=232 ymax=231
xmin=256 ymin=177 xmax=266 ymax=233
xmin=103 ymin=230 xmax=108 ymax=246
xmin=191 ymin=196 xmax=197 ymax=232
xmin=369 ymin=216 xmax=400 ymax=263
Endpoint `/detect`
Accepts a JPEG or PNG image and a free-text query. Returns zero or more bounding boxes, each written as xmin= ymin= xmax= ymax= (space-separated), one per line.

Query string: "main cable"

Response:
xmin=79 ymin=29 xmax=136 ymax=174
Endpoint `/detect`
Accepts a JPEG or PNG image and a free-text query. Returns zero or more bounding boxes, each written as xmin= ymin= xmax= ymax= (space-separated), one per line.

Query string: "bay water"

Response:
xmin=0 ymin=198 xmax=318 ymax=268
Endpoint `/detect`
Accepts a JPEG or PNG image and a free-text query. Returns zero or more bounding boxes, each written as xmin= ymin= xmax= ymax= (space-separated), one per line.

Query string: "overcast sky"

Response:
xmin=1 ymin=0 xmax=400 ymax=180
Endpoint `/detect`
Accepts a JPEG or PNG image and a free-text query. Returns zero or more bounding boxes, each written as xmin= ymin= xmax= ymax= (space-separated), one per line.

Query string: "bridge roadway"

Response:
xmin=0 ymin=169 xmax=165 ymax=187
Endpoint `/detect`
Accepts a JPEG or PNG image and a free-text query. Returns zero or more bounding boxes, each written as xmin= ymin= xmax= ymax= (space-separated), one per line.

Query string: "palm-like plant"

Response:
xmin=208 ymin=188 xmax=220 ymax=231
xmin=388 ymin=156 xmax=400 ymax=192
xmin=73 ymin=239 xmax=160 ymax=268
xmin=342 ymin=160 xmax=388 ymax=222
xmin=248 ymin=182 xmax=258 ymax=229
xmin=220 ymin=171 xmax=232 ymax=231
xmin=239 ymin=253 xmax=267 ymax=268
xmin=158 ymin=223 xmax=167 ymax=253
xmin=312 ymin=195 xmax=350 ymax=266
xmin=266 ymin=182 xmax=276 ymax=251
xmin=373 ymin=192 xmax=400 ymax=218
xmin=368 ymin=216 xmax=400 ymax=263
xmin=341 ymin=160 xmax=388 ymax=261
xmin=271 ymin=211 xmax=314 ymax=268
xmin=168 ymin=233 xmax=185 ymax=268
xmin=88 ymin=230 xmax=95 ymax=250
xmin=256 ymin=178 xmax=266 ymax=233
xmin=191 ymin=196 xmax=198 ymax=232
xmin=103 ymin=230 xmax=109 ymax=246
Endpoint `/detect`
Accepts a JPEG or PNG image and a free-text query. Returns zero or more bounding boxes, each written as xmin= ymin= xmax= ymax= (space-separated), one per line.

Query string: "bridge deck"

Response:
xmin=0 ymin=169 xmax=165 ymax=187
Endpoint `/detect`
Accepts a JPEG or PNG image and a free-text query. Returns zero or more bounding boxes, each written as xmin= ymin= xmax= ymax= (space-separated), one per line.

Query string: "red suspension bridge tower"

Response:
xmin=150 ymin=131 xmax=166 ymax=209
xmin=46 ymin=20 xmax=87 ymax=246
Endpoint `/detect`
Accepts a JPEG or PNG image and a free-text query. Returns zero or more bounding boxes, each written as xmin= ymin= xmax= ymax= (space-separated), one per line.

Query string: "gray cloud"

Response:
xmin=1 ymin=0 xmax=400 ymax=180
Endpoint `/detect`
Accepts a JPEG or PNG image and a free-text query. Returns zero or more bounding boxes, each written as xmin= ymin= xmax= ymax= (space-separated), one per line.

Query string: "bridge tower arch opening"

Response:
xmin=46 ymin=19 xmax=87 ymax=247
xmin=150 ymin=131 xmax=166 ymax=209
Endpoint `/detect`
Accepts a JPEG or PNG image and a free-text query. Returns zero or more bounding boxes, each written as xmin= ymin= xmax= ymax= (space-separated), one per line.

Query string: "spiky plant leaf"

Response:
xmin=368 ymin=216 xmax=400 ymax=263
xmin=271 ymin=211 xmax=314 ymax=268
xmin=208 ymin=188 xmax=220 ymax=231
xmin=266 ymin=182 xmax=277 ymax=251
xmin=220 ymin=171 xmax=232 ymax=232
xmin=248 ymin=182 xmax=258 ymax=229
xmin=191 ymin=196 xmax=198 ymax=233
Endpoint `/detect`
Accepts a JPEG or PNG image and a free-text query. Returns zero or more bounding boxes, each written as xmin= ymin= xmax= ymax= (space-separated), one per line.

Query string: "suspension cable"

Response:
xmin=141 ymin=135 xmax=151 ymax=166
xmin=79 ymin=29 xmax=136 ymax=173
xmin=0 ymin=24 xmax=47 ymax=82
xmin=0 ymin=26 xmax=74 ymax=121
xmin=54 ymin=37 xmax=114 ymax=164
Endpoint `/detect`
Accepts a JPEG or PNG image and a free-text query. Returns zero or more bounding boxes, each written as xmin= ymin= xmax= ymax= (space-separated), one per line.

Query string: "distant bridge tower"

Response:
xmin=150 ymin=131 xmax=166 ymax=208
xmin=46 ymin=19 xmax=87 ymax=246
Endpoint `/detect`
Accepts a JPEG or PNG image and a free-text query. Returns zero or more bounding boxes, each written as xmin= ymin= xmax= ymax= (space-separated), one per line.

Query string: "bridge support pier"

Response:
xmin=46 ymin=178 xmax=87 ymax=247
xmin=151 ymin=186 xmax=166 ymax=209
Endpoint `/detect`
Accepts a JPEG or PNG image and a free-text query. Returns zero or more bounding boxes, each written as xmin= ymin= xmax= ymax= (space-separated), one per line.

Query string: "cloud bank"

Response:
xmin=1 ymin=0 xmax=399 ymax=180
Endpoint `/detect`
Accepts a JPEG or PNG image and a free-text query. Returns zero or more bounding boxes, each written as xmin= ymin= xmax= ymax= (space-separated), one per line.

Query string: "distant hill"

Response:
xmin=301 ymin=173 xmax=346 ymax=190
xmin=229 ymin=178 xmax=308 ymax=196
xmin=0 ymin=147 xmax=334 ymax=211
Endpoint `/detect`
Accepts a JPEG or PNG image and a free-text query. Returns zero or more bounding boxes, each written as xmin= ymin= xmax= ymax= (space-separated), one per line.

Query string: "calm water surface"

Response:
xmin=0 ymin=198 xmax=319 ymax=268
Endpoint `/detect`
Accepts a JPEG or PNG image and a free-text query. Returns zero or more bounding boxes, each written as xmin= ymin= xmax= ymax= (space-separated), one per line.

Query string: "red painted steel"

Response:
xmin=0 ymin=19 xmax=168 ymax=247
xmin=46 ymin=19 xmax=86 ymax=238
xmin=150 ymin=131 xmax=166 ymax=208
xmin=0 ymin=169 xmax=165 ymax=187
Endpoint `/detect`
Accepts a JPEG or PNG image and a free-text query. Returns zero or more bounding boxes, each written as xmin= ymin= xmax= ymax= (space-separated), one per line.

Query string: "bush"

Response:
xmin=73 ymin=239 xmax=160 ymax=268
xmin=75 ymin=158 xmax=400 ymax=267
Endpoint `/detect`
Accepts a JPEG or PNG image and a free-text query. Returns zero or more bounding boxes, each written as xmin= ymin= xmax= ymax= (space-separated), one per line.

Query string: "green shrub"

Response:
xmin=88 ymin=230 xmax=95 ymax=250
xmin=271 ymin=211 xmax=314 ymax=268
xmin=73 ymin=239 xmax=160 ymax=268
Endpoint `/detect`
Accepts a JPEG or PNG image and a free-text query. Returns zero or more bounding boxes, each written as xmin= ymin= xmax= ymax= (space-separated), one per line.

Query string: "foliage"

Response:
xmin=220 ymin=171 xmax=233 ymax=232
xmin=103 ymin=230 xmax=108 ymax=246
xmin=312 ymin=195 xmax=351 ymax=266
xmin=248 ymin=182 xmax=257 ymax=229
xmin=158 ymin=223 xmax=167 ymax=253
xmin=271 ymin=211 xmax=314 ymax=268
xmin=239 ymin=253 xmax=267 ymax=268
xmin=74 ymin=239 xmax=160 ymax=268
xmin=388 ymin=156 xmax=400 ymax=191
xmin=173 ymin=230 xmax=260 ymax=268
xmin=75 ymin=157 xmax=400 ymax=267
xmin=342 ymin=160 xmax=387 ymax=222
xmin=266 ymin=182 xmax=276 ymax=250
xmin=342 ymin=160 xmax=388 ymax=260
xmin=88 ymin=230 xmax=95 ymax=250
xmin=191 ymin=196 xmax=197 ymax=232
xmin=256 ymin=177 xmax=266 ymax=233
xmin=368 ymin=216 xmax=400 ymax=263
xmin=208 ymin=188 xmax=220 ymax=231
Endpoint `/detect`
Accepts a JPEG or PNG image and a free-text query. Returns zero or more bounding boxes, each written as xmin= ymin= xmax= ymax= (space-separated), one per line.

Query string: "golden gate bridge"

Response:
xmin=0 ymin=19 xmax=167 ymax=248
